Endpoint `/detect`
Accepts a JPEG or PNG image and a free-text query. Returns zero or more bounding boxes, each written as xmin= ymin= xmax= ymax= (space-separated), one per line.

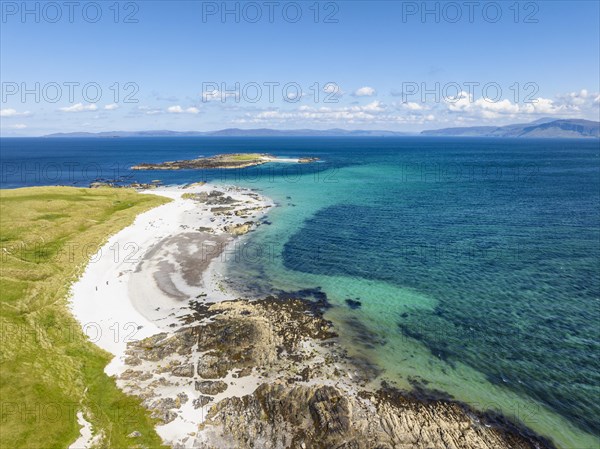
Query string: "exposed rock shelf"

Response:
xmin=117 ymin=296 xmax=557 ymax=449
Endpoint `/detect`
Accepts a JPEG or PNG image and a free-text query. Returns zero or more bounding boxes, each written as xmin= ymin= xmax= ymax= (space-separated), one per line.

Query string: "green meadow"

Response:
xmin=0 ymin=186 xmax=170 ymax=449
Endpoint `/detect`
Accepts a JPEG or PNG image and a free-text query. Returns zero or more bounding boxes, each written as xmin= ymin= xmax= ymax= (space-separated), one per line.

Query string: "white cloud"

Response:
xmin=104 ymin=103 xmax=119 ymax=110
xmin=520 ymin=98 xmax=564 ymax=115
xmin=0 ymin=108 xmax=31 ymax=117
xmin=352 ymin=86 xmax=377 ymax=97
xmin=401 ymin=102 xmax=426 ymax=111
xmin=362 ymin=100 xmax=385 ymax=112
xmin=446 ymin=91 xmax=474 ymax=112
xmin=167 ymin=105 xmax=200 ymax=114
xmin=59 ymin=103 xmax=98 ymax=113
xmin=234 ymin=100 xmax=434 ymax=126
xmin=4 ymin=123 xmax=27 ymax=129
xmin=444 ymin=91 xmax=564 ymax=119
xmin=138 ymin=105 xmax=200 ymax=115
xmin=557 ymin=89 xmax=589 ymax=106
xmin=474 ymin=98 xmax=521 ymax=118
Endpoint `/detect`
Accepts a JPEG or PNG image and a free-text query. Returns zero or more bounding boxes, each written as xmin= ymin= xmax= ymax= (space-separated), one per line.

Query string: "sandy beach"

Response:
xmin=68 ymin=183 xmax=274 ymax=444
xmin=70 ymin=183 xmax=272 ymax=352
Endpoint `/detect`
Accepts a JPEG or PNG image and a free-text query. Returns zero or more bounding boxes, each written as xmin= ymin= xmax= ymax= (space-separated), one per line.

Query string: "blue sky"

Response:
xmin=1 ymin=0 xmax=599 ymax=135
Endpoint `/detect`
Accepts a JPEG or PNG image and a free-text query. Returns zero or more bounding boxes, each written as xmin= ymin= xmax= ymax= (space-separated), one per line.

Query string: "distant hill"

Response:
xmin=40 ymin=119 xmax=600 ymax=139
xmin=44 ymin=130 xmax=204 ymax=138
xmin=43 ymin=129 xmax=408 ymax=138
xmin=421 ymin=119 xmax=599 ymax=138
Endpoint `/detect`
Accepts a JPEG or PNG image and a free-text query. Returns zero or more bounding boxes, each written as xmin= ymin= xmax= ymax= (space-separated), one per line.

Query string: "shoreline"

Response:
xmin=69 ymin=182 xmax=274 ymax=353
xmin=68 ymin=182 xmax=274 ymax=445
xmin=68 ymin=182 xmax=560 ymax=449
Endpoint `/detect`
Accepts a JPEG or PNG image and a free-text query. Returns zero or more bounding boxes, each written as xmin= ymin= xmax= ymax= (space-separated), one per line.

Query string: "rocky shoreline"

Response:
xmin=117 ymin=294 xmax=557 ymax=449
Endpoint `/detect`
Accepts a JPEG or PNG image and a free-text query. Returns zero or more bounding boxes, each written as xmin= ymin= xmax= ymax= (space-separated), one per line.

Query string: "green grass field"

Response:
xmin=221 ymin=153 xmax=265 ymax=161
xmin=0 ymin=187 xmax=170 ymax=449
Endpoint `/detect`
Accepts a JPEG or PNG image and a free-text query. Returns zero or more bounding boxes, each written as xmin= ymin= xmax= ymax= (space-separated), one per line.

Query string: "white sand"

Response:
xmin=261 ymin=156 xmax=300 ymax=163
xmin=69 ymin=187 xmax=189 ymax=365
xmin=67 ymin=183 xmax=273 ymax=446
xmin=68 ymin=411 xmax=102 ymax=449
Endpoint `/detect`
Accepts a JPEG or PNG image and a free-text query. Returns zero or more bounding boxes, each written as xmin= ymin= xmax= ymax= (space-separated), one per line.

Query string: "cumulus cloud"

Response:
xmin=362 ymin=100 xmax=385 ymax=112
xmin=233 ymin=100 xmax=434 ymax=126
xmin=520 ymin=97 xmax=565 ymax=115
xmin=557 ymin=89 xmax=589 ymax=107
xmin=401 ymin=102 xmax=426 ymax=111
xmin=59 ymin=103 xmax=98 ymax=113
xmin=167 ymin=105 xmax=200 ymax=114
xmin=104 ymin=103 xmax=119 ymax=110
xmin=0 ymin=108 xmax=31 ymax=117
xmin=444 ymin=91 xmax=565 ymax=119
xmin=139 ymin=86 xmax=599 ymax=130
xmin=352 ymin=86 xmax=377 ymax=97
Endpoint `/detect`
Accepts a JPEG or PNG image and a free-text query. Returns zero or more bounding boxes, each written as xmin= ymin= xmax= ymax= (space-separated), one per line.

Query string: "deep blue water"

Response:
xmin=1 ymin=137 xmax=599 ymax=447
xmin=0 ymin=137 xmax=347 ymax=188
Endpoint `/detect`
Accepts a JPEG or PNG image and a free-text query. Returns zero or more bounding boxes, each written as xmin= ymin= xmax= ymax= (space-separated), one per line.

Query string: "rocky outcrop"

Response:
xmin=195 ymin=381 xmax=228 ymax=395
xmin=117 ymin=296 xmax=556 ymax=449
xmin=298 ymin=157 xmax=320 ymax=163
xmin=224 ymin=222 xmax=254 ymax=235
xmin=183 ymin=190 xmax=240 ymax=205
xmin=132 ymin=153 xmax=272 ymax=170
xmin=132 ymin=153 xmax=320 ymax=170
xmin=197 ymin=382 xmax=547 ymax=449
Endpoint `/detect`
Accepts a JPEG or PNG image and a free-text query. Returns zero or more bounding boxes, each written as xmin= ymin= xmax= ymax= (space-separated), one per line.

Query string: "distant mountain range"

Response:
xmin=43 ymin=128 xmax=408 ymax=138
xmin=420 ymin=118 xmax=599 ymax=138
xmin=43 ymin=119 xmax=599 ymax=139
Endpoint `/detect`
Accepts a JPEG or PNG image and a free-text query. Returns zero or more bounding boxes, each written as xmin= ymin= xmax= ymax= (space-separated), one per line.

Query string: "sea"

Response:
xmin=1 ymin=136 xmax=599 ymax=449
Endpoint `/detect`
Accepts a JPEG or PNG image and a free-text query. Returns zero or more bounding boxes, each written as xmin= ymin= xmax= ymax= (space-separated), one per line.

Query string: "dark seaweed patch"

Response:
xmin=345 ymin=298 xmax=362 ymax=309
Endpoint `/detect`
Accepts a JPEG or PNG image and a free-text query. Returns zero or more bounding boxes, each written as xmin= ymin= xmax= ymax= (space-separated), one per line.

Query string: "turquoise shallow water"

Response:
xmin=2 ymin=137 xmax=599 ymax=448
xmin=223 ymin=139 xmax=600 ymax=449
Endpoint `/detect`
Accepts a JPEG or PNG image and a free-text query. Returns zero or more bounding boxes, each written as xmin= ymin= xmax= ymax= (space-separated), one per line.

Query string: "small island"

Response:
xmin=132 ymin=153 xmax=319 ymax=170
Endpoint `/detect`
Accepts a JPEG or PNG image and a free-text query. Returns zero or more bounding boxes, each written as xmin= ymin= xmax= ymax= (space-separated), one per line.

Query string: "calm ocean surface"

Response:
xmin=1 ymin=137 xmax=599 ymax=448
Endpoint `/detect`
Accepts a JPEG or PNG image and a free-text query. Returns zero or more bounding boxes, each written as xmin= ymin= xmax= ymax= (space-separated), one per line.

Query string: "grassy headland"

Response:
xmin=0 ymin=186 xmax=170 ymax=449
